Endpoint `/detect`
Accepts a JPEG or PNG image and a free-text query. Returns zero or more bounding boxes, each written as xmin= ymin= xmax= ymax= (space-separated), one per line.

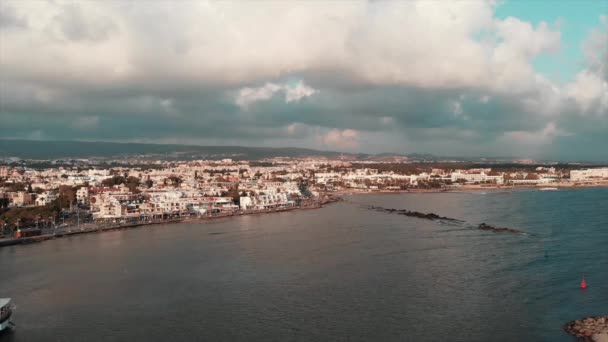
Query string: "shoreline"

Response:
xmin=0 ymin=198 xmax=340 ymax=248
xmin=332 ymin=182 xmax=608 ymax=196
xmin=2 ymin=183 xmax=606 ymax=246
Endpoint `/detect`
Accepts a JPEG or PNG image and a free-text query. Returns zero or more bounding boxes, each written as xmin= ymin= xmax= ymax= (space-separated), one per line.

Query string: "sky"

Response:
xmin=0 ymin=0 xmax=607 ymax=161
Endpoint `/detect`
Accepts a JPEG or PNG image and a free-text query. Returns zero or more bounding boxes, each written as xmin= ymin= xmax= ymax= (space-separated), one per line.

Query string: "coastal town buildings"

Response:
xmin=570 ymin=168 xmax=608 ymax=182
xmin=1 ymin=159 xmax=606 ymax=230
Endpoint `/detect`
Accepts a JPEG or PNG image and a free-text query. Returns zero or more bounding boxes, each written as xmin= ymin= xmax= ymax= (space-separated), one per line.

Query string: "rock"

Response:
xmin=593 ymin=333 xmax=608 ymax=342
xmin=477 ymin=223 xmax=529 ymax=235
xmin=367 ymin=205 xmax=461 ymax=222
xmin=565 ymin=316 xmax=608 ymax=341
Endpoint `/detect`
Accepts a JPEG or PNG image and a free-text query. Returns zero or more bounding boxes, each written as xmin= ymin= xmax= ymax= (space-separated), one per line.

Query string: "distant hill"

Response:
xmin=0 ymin=139 xmax=365 ymax=160
xmin=4 ymin=139 xmax=596 ymax=164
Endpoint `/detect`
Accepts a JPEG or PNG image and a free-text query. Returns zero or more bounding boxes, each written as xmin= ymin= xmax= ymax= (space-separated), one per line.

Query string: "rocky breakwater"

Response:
xmin=365 ymin=205 xmax=535 ymax=236
xmin=367 ymin=206 xmax=463 ymax=222
xmin=564 ymin=316 xmax=608 ymax=341
xmin=477 ymin=223 xmax=533 ymax=235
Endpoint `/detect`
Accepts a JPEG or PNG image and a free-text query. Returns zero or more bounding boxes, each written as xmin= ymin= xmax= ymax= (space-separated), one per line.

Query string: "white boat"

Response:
xmin=0 ymin=298 xmax=15 ymax=331
xmin=539 ymin=187 xmax=559 ymax=191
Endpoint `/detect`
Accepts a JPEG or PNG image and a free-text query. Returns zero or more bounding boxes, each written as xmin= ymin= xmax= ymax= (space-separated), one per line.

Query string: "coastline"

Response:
xmin=3 ymin=182 xmax=606 ymax=247
xmin=0 ymin=196 xmax=341 ymax=248
xmin=332 ymin=181 xmax=608 ymax=196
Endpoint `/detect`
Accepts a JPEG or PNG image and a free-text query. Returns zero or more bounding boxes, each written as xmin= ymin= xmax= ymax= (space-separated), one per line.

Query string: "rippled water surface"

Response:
xmin=1 ymin=188 xmax=607 ymax=341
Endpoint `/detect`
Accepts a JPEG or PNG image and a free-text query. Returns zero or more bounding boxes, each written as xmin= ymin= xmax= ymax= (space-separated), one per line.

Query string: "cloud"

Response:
xmin=566 ymin=71 xmax=608 ymax=114
xmin=72 ymin=116 xmax=100 ymax=131
xmin=564 ymin=16 xmax=608 ymax=116
xmin=285 ymin=81 xmax=318 ymax=103
xmin=235 ymin=83 xmax=283 ymax=110
xmin=51 ymin=3 xmax=117 ymax=42
xmin=0 ymin=1 xmax=563 ymax=91
xmin=583 ymin=15 xmax=607 ymax=81
xmin=320 ymin=129 xmax=360 ymax=150
xmin=235 ymin=81 xmax=317 ymax=109
xmin=0 ymin=3 xmax=27 ymax=29
xmin=0 ymin=1 xmax=606 ymax=160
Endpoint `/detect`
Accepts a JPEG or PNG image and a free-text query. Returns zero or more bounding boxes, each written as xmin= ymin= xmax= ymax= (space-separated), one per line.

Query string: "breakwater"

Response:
xmin=367 ymin=205 xmax=463 ymax=222
xmin=477 ymin=223 xmax=533 ymax=235
xmin=363 ymin=204 xmax=533 ymax=235
xmin=564 ymin=316 xmax=608 ymax=341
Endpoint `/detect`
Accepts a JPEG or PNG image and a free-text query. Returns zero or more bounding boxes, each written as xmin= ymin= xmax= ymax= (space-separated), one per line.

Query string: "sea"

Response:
xmin=1 ymin=187 xmax=606 ymax=341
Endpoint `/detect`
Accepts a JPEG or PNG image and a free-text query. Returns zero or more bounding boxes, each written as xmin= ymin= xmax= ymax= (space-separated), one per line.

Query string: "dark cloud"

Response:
xmin=0 ymin=1 xmax=606 ymax=160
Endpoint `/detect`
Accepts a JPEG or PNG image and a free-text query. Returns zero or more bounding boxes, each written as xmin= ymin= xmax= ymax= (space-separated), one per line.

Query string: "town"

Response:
xmin=1 ymin=158 xmax=607 ymax=243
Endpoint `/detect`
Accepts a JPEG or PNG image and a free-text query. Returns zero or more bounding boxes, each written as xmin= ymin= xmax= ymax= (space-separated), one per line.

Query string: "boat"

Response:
xmin=539 ymin=187 xmax=559 ymax=191
xmin=0 ymin=298 xmax=15 ymax=332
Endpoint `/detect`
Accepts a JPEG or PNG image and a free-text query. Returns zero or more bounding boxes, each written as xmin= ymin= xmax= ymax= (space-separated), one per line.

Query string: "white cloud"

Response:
xmin=566 ymin=71 xmax=608 ymax=115
xmin=583 ymin=15 xmax=607 ymax=80
xmin=235 ymin=80 xmax=317 ymax=109
xmin=564 ymin=16 xmax=608 ymax=116
xmin=285 ymin=81 xmax=317 ymax=103
xmin=0 ymin=1 xmax=561 ymax=93
xmin=235 ymin=83 xmax=283 ymax=109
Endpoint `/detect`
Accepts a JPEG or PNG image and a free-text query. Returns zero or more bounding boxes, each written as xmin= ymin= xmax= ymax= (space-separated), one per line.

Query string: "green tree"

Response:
xmin=51 ymin=185 xmax=77 ymax=210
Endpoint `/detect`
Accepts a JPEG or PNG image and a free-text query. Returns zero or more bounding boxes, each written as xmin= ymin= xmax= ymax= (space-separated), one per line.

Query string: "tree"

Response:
xmin=222 ymin=187 xmax=241 ymax=205
xmin=101 ymin=175 xmax=127 ymax=187
xmin=165 ymin=176 xmax=182 ymax=187
xmin=51 ymin=185 xmax=77 ymax=210
xmin=125 ymin=176 xmax=141 ymax=193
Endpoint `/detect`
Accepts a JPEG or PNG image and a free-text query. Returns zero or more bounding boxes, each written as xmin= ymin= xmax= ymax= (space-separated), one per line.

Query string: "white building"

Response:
xmin=450 ymin=172 xmax=503 ymax=184
xmin=76 ymin=187 xmax=89 ymax=204
xmin=35 ymin=191 xmax=58 ymax=206
xmin=570 ymin=168 xmax=608 ymax=182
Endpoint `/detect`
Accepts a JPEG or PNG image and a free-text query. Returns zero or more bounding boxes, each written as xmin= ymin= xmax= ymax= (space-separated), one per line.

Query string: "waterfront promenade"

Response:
xmin=0 ymin=201 xmax=333 ymax=248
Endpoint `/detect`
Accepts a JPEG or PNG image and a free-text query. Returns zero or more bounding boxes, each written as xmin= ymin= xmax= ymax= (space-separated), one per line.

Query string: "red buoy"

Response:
xmin=580 ymin=275 xmax=588 ymax=289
